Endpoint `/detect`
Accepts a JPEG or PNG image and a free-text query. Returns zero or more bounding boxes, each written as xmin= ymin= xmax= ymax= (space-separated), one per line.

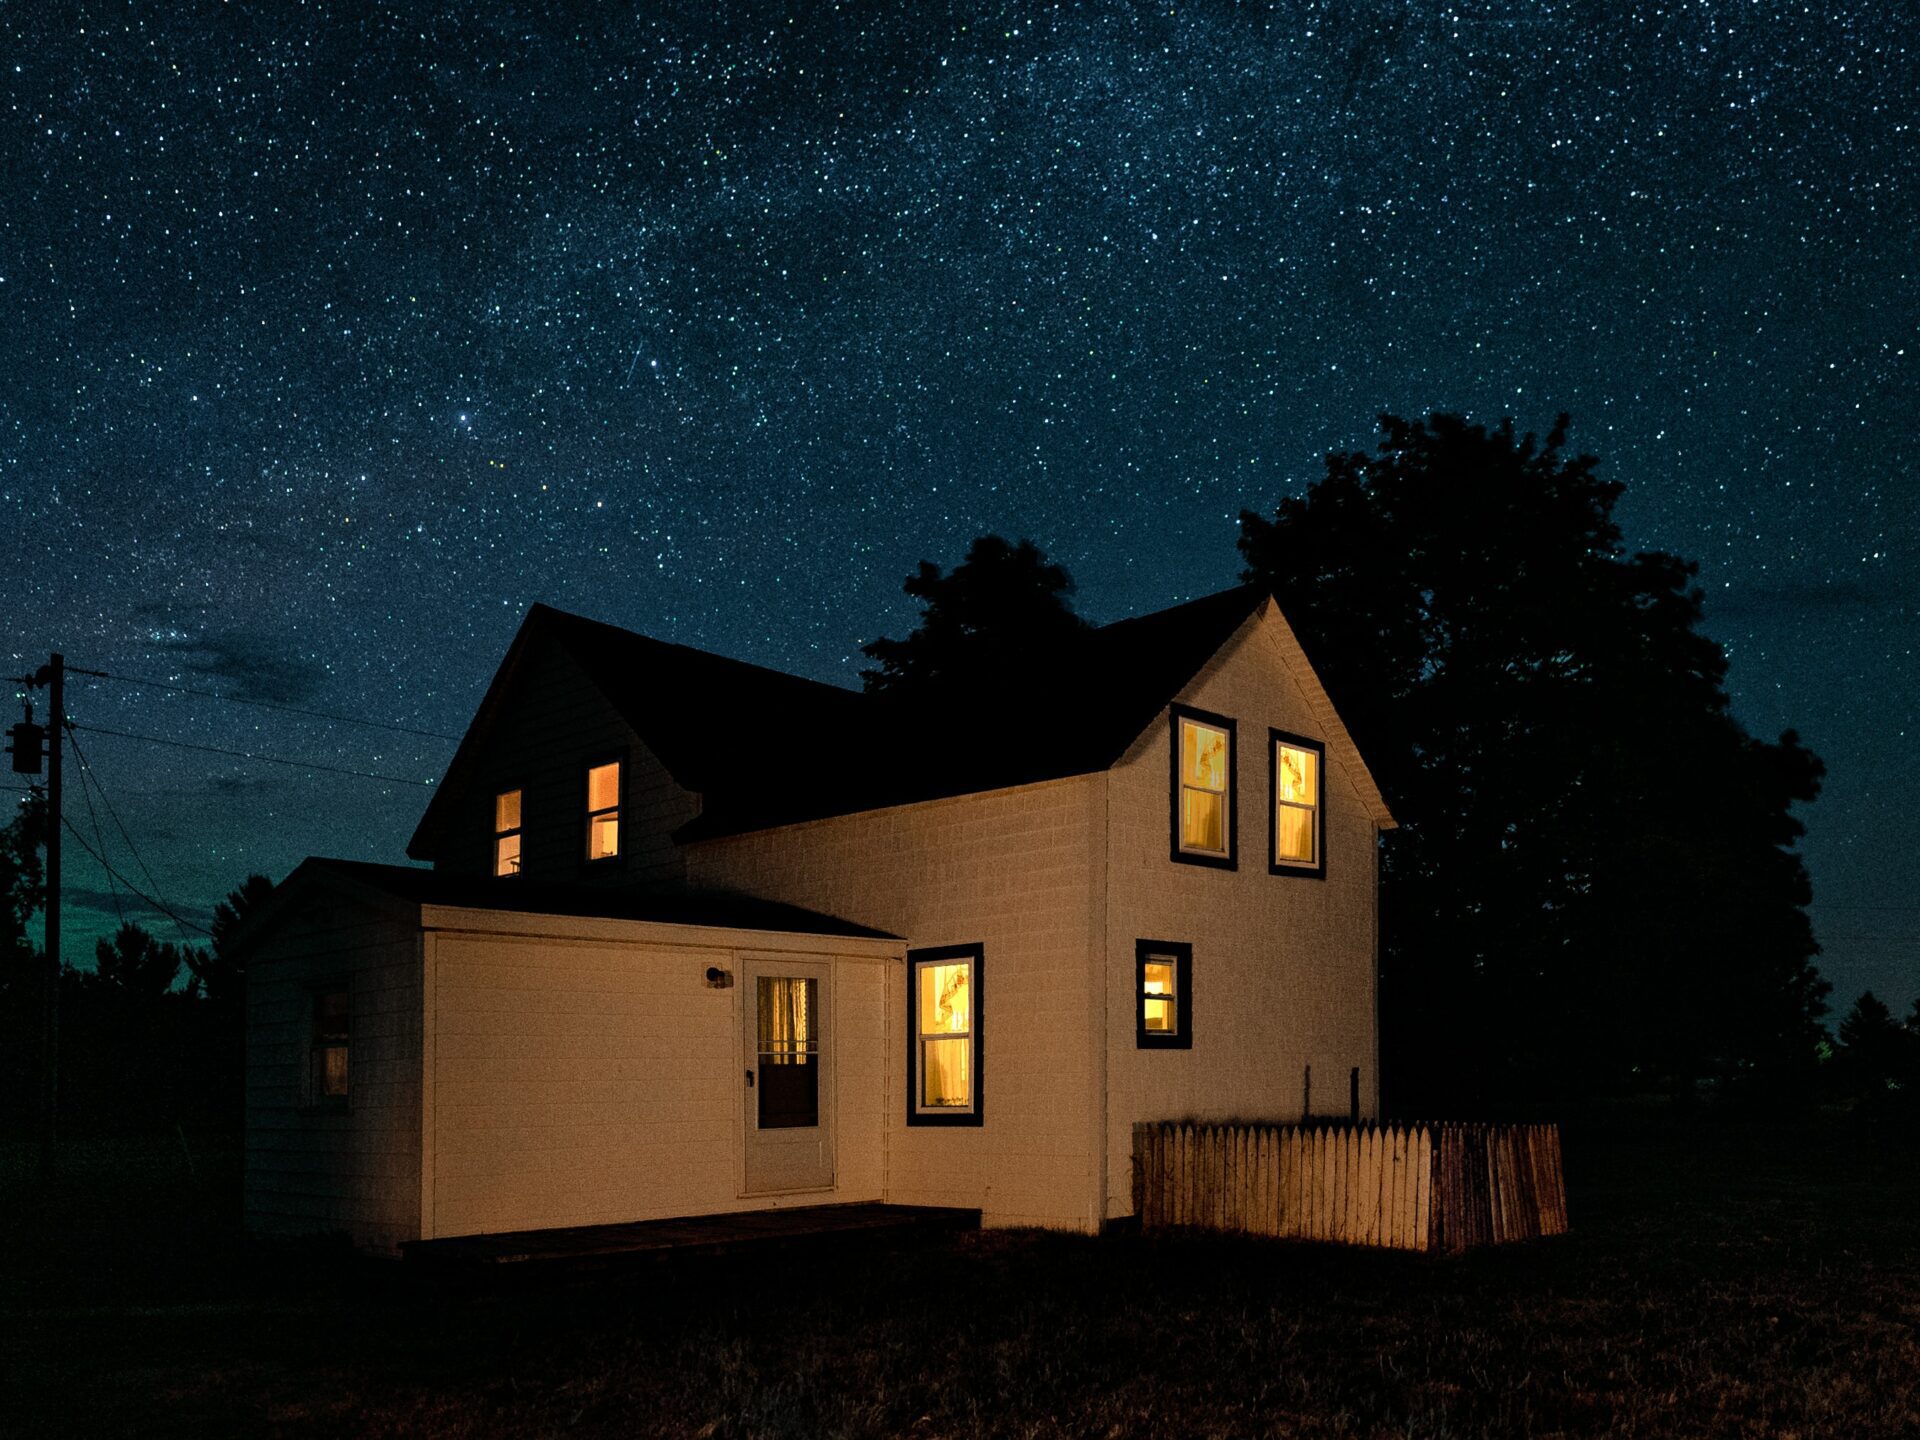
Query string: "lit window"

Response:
xmin=1171 ymin=705 xmax=1236 ymax=867
xmin=908 ymin=943 xmax=982 ymax=1125
xmin=1269 ymin=731 xmax=1326 ymax=878
xmin=494 ymin=788 xmax=522 ymax=876
xmin=311 ymin=985 xmax=349 ymax=1103
xmin=1136 ymin=940 xmax=1192 ymax=1049
xmin=585 ymin=760 xmax=620 ymax=860
xmin=754 ymin=976 xmax=819 ymax=1130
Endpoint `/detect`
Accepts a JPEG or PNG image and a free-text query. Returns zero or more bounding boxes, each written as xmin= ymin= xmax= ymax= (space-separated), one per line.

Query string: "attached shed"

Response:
xmin=243 ymin=859 xmax=902 ymax=1252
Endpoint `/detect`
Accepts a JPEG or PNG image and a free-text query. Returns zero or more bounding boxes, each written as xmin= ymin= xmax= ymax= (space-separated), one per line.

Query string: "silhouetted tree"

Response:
xmin=0 ymin=795 xmax=47 ymax=1134
xmin=1239 ymin=413 xmax=1828 ymax=1113
xmin=861 ymin=535 xmax=1090 ymax=695
xmin=1836 ymin=991 xmax=1915 ymax=1103
xmin=183 ymin=872 xmax=273 ymax=1008
xmin=93 ymin=922 xmax=183 ymax=996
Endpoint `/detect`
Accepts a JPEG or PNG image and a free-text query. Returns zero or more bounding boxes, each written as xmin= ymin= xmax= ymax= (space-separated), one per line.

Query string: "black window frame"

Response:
xmin=582 ymin=752 xmax=624 ymax=866
xmin=906 ymin=942 xmax=984 ymax=1127
xmin=1267 ymin=728 xmax=1327 ymax=880
xmin=1169 ymin=703 xmax=1238 ymax=870
xmin=1135 ymin=939 xmax=1193 ymax=1049
xmin=492 ymin=783 xmax=525 ymax=878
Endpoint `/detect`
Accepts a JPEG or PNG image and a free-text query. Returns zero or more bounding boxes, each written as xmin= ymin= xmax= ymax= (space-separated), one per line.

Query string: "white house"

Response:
xmin=242 ymin=586 xmax=1396 ymax=1251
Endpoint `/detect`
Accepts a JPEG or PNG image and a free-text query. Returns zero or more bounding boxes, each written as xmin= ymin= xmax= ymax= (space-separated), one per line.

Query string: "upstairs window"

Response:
xmin=1136 ymin=940 xmax=1193 ymax=1049
xmin=1170 ymin=705 xmax=1236 ymax=868
xmin=908 ymin=943 xmax=982 ymax=1126
xmin=310 ymin=984 xmax=349 ymax=1105
xmin=1270 ymin=731 xmax=1326 ymax=878
xmin=493 ymin=788 xmax=523 ymax=877
xmin=585 ymin=760 xmax=621 ymax=861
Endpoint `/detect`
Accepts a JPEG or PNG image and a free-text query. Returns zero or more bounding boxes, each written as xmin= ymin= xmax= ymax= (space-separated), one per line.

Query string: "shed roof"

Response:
xmin=260 ymin=857 xmax=900 ymax=941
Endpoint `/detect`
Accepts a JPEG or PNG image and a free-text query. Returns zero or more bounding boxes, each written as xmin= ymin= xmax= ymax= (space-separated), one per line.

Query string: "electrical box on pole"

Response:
xmin=7 ymin=706 xmax=45 ymax=774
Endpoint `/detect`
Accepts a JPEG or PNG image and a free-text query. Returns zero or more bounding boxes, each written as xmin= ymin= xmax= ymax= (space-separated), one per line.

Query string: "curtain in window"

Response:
xmin=757 ymin=977 xmax=815 ymax=1063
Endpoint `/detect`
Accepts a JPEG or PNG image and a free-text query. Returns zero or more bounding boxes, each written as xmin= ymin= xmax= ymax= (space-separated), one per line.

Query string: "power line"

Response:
xmin=70 ymin=665 xmax=462 ymax=742
xmin=68 ymin=722 xmax=437 ymax=788
xmin=66 ymin=734 xmax=126 ymax=930
xmin=59 ymin=818 xmax=212 ymax=937
xmin=63 ymin=722 xmax=209 ymax=943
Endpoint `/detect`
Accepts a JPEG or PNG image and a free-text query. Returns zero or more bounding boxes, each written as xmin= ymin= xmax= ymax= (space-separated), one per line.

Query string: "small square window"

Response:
xmin=1170 ymin=705 xmax=1237 ymax=869
xmin=908 ymin=943 xmax=983 ymax=1125
xmin=1269 ymin=731 xmax=1326 ymax=879
xmin=1136 ymin=941 xmax=1193 ymax=1049
xmin=585 ymin=760 xmax=621 ymax=861
xmin=494 ymin=787 xmax=523 ymax=877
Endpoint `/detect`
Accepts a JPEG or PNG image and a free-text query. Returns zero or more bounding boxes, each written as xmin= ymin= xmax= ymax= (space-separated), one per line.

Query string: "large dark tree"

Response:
xmin=861 ymin=535 xmax=1089 ymax=695
xmin=93 ymin=922 xmax=183 ymax=997
xmin=1239 ymin=413 xmax=1827 ymax=1113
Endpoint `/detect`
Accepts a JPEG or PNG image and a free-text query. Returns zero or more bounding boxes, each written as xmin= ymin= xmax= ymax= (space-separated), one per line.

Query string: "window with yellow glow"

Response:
xmin=494 ymin=788 xmax=522 ymax=877
xmin=1136 ymin=940 xmax=1192 ymax=1048
xmin=311 ymin=984 xmax=349 ymax=1103
xmin=908 ymin=944 xmax=982 ymax=1124
xmin=1269 ymin=731 xmax=1326 ymax=877
xmin=1171 ymin=707 xmax=1236 ymax=867
xmin=585 ymin=760 xmax=620 ymax=861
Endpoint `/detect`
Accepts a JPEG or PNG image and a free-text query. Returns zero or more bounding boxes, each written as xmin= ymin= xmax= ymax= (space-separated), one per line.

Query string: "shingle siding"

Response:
xmin=426 ymin=643 xmax=698 ymax=888
xmin=244 ymin=899 xmax=423 ymax=1254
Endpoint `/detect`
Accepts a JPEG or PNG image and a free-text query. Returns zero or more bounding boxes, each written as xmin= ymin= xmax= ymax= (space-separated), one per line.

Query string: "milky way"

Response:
xmin=3 ymin=3 xmax=1914 ymax=1013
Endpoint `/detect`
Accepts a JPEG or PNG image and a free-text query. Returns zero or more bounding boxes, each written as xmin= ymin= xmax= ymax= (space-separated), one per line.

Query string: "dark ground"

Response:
xmin=2 ymin=1111 xmax=1915 ymax=1439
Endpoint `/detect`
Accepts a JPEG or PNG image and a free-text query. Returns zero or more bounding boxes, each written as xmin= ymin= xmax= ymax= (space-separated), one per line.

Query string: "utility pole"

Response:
xmin=10 ymin=656 xmax=62 ymax=1178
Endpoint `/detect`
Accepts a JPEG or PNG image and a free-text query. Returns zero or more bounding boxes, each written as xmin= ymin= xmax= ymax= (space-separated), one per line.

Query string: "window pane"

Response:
xmin=1181 ymin=789 xmax=1225 ymax=852
xmin=918 ymin=961 xmax=971 ymax=1036
xmin=1142 ymin=960 xmax=1176 ymax=995
xmin=587 ymin=762 xmax=620 ymax=812
xmin=756 ymin=977 xmax=817 ymax=1059
xmin=1181 ymin=720 xmax=1228 ymax=793
xmin=922 ymin=1037 xmax=971 ymax=1107
xmin=757 ymin=1055 xmax=818 ymax=1129
xmin=320 ymin=1044 xmax=349 ymax=1097
xmin=495 ymin=788 xmax=521 ymax=833
xmin=588 ymin=810 xmax=620 ymax=859
xmin=1277 ymin=745 xmax=1317 ymax=805
xmin=494 ymin=832 xmax=522 ymax=876
xmin=1143 ymin=997 xmax=1176 ymax=1032
xmin=1278 ymin=803 xmax=1315 ymax=863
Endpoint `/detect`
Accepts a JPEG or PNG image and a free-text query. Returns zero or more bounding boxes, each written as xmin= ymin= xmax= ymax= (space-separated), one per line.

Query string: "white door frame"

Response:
xmin=739 ymin=954 xmax=836 ymax=1197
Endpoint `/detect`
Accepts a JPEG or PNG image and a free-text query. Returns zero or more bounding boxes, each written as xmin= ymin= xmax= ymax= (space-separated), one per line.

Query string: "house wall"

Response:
xmin=685 ymin=777 xmax=1107 ymax=1232
xmin=424 ymin=923 xmax=890 ymax=1239
xmin=1103 ymin=608 xmax=1381 ymax=1221
xmin=244 ymin=896 xmax=423 ymax=1253
xmin=426 ymin=643 xmax=698 ymax=888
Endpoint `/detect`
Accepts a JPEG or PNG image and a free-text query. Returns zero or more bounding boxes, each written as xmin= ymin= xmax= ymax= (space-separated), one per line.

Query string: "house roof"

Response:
xmin=410 ymin=584 xmax=1394 ymax=854
xmin=256 ymin=857 xmax=901 ymax=941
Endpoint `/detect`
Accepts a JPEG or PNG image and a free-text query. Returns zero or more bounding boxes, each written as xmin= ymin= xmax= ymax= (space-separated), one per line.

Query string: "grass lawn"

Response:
xmin=2 ymin=1115 xmax=1916 ymax=1439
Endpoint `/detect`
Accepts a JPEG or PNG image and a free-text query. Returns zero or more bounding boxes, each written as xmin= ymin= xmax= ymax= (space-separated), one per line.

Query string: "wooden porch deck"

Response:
xmin=400 ymin=1202 xmax=980 ymax=1267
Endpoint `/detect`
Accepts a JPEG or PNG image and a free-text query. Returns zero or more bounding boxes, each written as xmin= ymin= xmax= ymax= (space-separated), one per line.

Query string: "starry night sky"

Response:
xmin=4 ymin=3 xmax=1914 ymax=1017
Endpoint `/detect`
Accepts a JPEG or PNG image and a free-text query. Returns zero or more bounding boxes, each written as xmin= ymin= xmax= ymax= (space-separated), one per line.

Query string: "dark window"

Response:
xmin=907 ymin=943 xmax=983 ymax=1126
xmin=754 ymin=976 xmax=820 ymax=1129
xmin=311 ymin=985 xmax=349 ymax=1103
xmin=1170 ymin=704 xmax=1237 ymax=869
xmin=1268 ymin=730 xmax=1327 ymax=880
xmin=1136 ymin=940 xmax=1193 ymax=1049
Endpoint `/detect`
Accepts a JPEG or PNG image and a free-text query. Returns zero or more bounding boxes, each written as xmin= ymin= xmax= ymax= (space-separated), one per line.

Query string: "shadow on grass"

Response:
xmin=3 ymin=1115 xmax=1917 ymax=1438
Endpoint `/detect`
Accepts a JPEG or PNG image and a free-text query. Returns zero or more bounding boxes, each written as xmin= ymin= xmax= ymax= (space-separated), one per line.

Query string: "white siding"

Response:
xmin=244 ymin=897 xmax=423 ymax=1253
xmin=425 ymin=928 xmax=888 ymax=1239
xmin=687 ymin=777 xmax=1106 ymax=1232
xmin=1103 ymin=607 xmax=1381 ymax=1220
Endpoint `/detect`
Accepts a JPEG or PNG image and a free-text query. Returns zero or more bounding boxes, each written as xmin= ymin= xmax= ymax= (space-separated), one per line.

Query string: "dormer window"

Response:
xmin=493 ymin=789 xmax=523 ymax=877
xmin=1170 ymin=705 xmax=1236 ymax=868
xmin=585 ymin=760 xmax=621 ymax=861
xmin=1269 ymin=731 xmax=1326 ymax=878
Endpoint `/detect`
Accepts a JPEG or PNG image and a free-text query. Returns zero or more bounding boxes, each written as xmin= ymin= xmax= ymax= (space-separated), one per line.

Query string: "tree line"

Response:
xmin=0 ymin=411 xmax=1910 ymax=1131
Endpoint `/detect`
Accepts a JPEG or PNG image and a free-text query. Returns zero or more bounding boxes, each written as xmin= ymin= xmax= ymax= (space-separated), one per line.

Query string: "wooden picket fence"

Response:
xmin=1131 ymin=1121 xmax=1569 ymax=1252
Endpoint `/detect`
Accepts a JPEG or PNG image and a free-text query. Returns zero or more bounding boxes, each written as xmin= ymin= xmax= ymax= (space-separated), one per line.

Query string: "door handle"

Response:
xmin=745 ymin=1068 xmax=755 ymax=1088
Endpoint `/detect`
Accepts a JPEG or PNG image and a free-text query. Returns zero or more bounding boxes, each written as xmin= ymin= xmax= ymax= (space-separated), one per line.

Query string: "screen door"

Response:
xmin=742 ymin=960 xmax=834 ymax=1194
